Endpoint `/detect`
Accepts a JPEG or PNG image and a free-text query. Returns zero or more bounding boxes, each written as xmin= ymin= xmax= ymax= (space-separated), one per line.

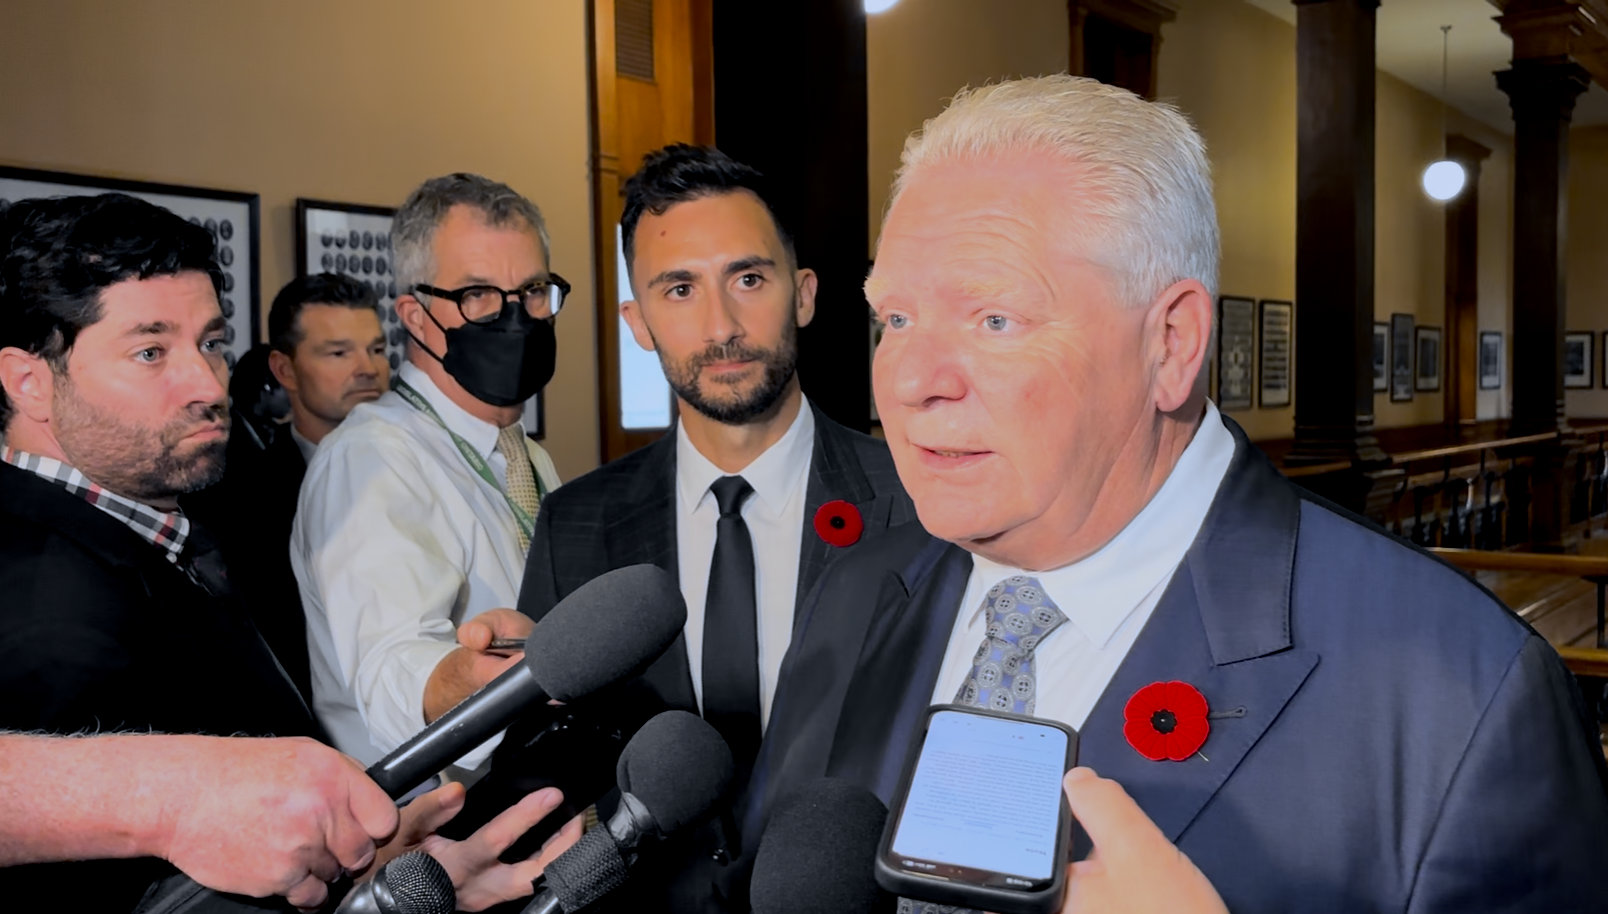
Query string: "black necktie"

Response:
xmin=180 ymin=520 xmax=232 ymax=597
xmin=702 ymin=475 xmax=760 ymax=772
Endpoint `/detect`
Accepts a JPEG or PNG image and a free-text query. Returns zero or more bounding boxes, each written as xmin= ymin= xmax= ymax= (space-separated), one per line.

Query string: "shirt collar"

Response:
xmin=397 ymin=362 xmax=507 ymax=459
xmin=676 ymin=395 xmax=816 ymax=519
xmin=966 ymin=402 xmax=1235 ymax=648
xmin=1 ymin=445 xmax=191 ymax=564
xmin=289 ymin=424 xmax=318 ymax=464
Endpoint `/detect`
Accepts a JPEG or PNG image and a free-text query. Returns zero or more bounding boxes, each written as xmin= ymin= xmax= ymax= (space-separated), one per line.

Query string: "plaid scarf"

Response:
xmin=2 ymin=446 xmax=190 ymax=564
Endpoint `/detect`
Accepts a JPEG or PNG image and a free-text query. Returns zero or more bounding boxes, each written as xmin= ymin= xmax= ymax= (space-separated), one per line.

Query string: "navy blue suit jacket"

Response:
xmin=746 ymin=414 xmax=1608 ymax=912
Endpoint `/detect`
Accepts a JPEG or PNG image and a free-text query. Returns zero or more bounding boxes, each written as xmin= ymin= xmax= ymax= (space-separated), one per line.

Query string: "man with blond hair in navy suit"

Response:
xmin=746 ymin=75 xmax=1608 ymax=914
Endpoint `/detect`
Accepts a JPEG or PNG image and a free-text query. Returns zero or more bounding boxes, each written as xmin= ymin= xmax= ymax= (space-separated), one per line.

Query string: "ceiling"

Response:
xmin=1238 ymin=0 xmax=1608 ymax=132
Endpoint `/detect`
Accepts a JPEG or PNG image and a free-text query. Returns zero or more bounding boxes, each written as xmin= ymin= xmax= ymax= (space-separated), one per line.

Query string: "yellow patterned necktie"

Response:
xmin=495 ymin=424 xmax=541 ymax=554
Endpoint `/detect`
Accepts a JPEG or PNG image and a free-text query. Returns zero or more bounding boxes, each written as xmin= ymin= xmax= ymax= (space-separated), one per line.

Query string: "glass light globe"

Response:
xmin=1422 ymin=159 xmax=1467 ymax=202
xmin=865 ymin=0 xmax=901 ymax=13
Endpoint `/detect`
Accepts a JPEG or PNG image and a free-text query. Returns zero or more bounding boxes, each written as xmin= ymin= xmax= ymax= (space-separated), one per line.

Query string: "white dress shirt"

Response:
xmin=289 ymin=424 xmax=317 ymax=465
xmin=930 ymin=403 xmax=1235 ymax=731
xmin=292 ymin=362 xmax=560 ymax=772
xmin=676 ymin=397 xmax=815 ymax=731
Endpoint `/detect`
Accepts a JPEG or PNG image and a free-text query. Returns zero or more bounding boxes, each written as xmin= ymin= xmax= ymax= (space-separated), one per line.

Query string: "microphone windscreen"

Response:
xmin=380 ymin=850 xmax=456 ymax=914
xmin=750 ymin=779 xmax=891 ymax=914
xmin=615 ymin=710 xmax=735 ymax=834
xmin=523 ymin=564 xmax=686 ymax=700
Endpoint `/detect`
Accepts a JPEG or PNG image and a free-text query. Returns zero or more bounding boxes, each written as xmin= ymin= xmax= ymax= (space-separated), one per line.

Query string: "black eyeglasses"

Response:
xmin=413 ymin=274 xmax=570 ymax=323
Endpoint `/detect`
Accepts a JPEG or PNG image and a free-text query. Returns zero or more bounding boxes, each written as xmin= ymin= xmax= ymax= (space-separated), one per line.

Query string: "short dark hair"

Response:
xmin=267 ymin=272 xmax=380 ymax=355
xmin=619 ymin=144 xmax=795 ymax=277
xmin=0 ymin=193 xmax=222 ymax=428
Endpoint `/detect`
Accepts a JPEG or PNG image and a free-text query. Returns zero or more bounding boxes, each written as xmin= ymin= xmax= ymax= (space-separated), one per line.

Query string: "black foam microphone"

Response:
xmin=521 ymin=710 xmax=736 ymax=914
xmin=368 ymin=564 xmax=686 ymax=797
xmin=334 ymin=851 xmax=455 ymax=914
xmin=749 ymin=779 xmax=893 ymax=914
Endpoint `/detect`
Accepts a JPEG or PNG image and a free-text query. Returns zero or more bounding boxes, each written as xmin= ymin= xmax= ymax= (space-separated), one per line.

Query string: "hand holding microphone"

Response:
xmin=523 ymin=710 xmax=736 ymax=914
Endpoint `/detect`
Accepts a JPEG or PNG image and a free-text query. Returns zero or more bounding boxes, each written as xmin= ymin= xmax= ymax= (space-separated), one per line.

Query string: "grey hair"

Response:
xmin=893 ymin=74 xmax=1219 ymax=308
xmin=391 ymin=173 xmax=551 ymax=295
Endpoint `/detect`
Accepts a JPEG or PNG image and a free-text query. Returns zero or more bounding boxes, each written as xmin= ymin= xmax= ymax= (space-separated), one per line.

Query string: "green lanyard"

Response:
xmin=393 ymin=378 xmax=544 ymax=541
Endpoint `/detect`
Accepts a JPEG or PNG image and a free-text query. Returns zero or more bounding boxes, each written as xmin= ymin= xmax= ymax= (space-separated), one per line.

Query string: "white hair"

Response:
xmin=893 ymin=74 xmax=1219 ymax=308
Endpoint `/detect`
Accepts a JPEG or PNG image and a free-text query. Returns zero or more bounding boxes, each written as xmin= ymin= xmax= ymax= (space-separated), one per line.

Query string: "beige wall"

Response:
xmin=1564 ymin=125 xmax=1608 ymax=418
xmin=0 ymin=0 xmax=600 ymax=480
xmin=866 ymin=0 xmax=1070 ymax=250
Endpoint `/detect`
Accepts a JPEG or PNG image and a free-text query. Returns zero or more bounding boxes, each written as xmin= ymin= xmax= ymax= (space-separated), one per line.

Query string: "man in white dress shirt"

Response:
xmin=293 ymin=174 xmax=564 ymax=776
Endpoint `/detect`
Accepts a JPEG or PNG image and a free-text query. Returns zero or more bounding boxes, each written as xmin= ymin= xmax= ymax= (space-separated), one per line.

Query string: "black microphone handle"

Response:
xmin=519 ymin=792 xmax=655 ymax=914
xmin=367 ymin=663 xmax=548 ymax=798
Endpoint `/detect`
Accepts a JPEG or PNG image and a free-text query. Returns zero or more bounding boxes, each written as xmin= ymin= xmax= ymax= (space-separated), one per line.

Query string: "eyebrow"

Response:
xmin=646 ymin=268 xmax=700 ymax=290
xmin=458 ymin=273 xmax=548 ymax=288
xmin=724 ymin=256 xmax=775 ymax=277
xmin=122 ymin=320 xmax=176 ymax=339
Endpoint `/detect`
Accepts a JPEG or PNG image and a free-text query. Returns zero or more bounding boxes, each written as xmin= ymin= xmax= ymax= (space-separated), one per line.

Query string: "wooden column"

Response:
xmin=1286 ymin=0 xmax=1389 ymax=495
xmin=1497 ymin=59 xmax=1589 ymax=437
xmin=711 ymin=0 xmax=870 ymax=431
xmin=1443 ymin=134 xmax=1490 ymax=427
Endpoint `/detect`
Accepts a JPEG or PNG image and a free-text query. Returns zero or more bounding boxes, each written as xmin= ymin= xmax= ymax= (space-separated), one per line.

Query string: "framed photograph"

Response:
xmin=1389 ymin=313 xmax=1414 ymax=402
xmin=295 ymin=198 xmax=547 ymax=438
xmin=1216 ymin=296 xmax=1255 ymax=411
xmin=1601 ymin=332 xmax=1608 ymax=391
xmin=1479 ymin=331 xmax=1502 ymax=390
xmin=1257 ymin=299 xmax=1292 ymax=408
xmin=1372 ymin=322 xmax=1389 ymax=392
xmin=0 ymin=165 xmax=260 ymax=368
xmin=1565 ymin=331 xmax=1594 ymax=389
xmin=1414 ymin=326 xmax=1442 ymax=392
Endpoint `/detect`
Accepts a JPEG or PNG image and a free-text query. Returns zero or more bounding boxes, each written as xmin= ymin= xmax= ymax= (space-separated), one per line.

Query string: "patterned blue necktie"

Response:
xmin=953 ymin=575 xmax=1067 ymax=716
xmin=899 ymin=577 xmax=1068 ymax=914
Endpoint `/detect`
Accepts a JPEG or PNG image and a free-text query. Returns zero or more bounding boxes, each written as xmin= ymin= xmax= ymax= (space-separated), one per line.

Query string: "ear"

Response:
xmin=1146 ymin=279 xmax=1213 ymax=414
xmin=0 ymin=346 xmax=58 ymax=425
xmin=395 ymin=293 xmax=430 ymax=339
xmin=267 ymin=349 xmax=297 ymax=394
xmin=619 ymin=298 xmax=657 ymax=353
xmin=793 ymin=268 xmax=818 ymax=330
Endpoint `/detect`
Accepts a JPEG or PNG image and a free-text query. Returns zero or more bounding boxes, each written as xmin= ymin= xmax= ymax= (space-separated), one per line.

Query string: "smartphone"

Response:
xmin=874 ymin=704 xmax=1077 ymax=914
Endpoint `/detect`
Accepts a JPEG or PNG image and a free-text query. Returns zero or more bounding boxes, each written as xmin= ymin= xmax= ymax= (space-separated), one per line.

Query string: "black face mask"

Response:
xmin=412 ymin=302 xmax=557 ymax=407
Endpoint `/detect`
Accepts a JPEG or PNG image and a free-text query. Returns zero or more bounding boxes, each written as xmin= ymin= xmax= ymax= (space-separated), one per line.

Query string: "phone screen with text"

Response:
xmin=890 ymin=709 xmax=1068 ymax=884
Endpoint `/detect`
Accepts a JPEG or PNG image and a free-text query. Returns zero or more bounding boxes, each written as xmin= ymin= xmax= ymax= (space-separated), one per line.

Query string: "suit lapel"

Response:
xmin=795 ymin=411 xmax=881 ymax=611
xmin=603 ymin=434 xmax=696 ymax=710
xmin=826 ymin=536 xmax=972 ymax=802
xmin=1077 ymin=417 xmax=1319 ymax=844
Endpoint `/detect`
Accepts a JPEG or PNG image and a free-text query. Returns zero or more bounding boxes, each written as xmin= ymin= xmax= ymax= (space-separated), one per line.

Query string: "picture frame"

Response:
xmin=1372 ymin=322 xmax=1389 ymax=392
xmin=1414 ymin=326 xmax=1442 ymax=392
xmin=294 ymin=198 xmax=546 ymax=439
xmin=1565 ymin=331 xmax=1594 ymax=389
xmin=1216 ymin=296 xmax=1255 ymax=411
xmin=1601 ymin=332 xmax=1608 ymax=391
xmin=1390 ymin=313 xmax=1414 ymax=402
xmin=1257 ymin=299 xmax=1292 ymax=409
xmin=1479 ymin=331 xmax=1502 ymax=391
xmin=0 ymin=165 xmax=260 ymax=368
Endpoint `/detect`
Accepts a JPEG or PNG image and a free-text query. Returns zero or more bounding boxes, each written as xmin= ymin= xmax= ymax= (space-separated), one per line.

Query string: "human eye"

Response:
xmin=982 ymin=314 xmax=1011 ymax=332
xmin=463 ymin=287 xmax=501 ymax=306
xmin=666 ymin=283 xmax=693 ymax=300
xmin=737 ymin=272 xmax=764 ymax=289
xmin=880 ymin=313 xmax=910 ymax=331
xmin=134 ymin=346 xmax=164 ymax=363
xmin=200 ymin=337 xmax=227 ymax=354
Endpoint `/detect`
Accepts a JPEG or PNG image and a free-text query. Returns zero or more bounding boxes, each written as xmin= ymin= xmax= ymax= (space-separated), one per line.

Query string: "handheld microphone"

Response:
xmin=749 ymin=779 xmax=893 ymax=914
xmin=521 ymin=710 xmax=735 ymax=914
xmin=334 ymin=851 xmax=455 ymax=914
xmin=367 ymin=564 xmax=686 ymax=797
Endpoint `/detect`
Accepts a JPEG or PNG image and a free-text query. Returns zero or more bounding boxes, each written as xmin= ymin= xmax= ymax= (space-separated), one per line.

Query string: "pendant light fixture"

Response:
xmin=1421 ymin=25 xmax=1468 ymax=203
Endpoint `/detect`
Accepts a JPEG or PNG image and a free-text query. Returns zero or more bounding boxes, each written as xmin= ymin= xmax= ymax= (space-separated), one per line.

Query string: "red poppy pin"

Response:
xmin=813 ymin=500 xmax=864 ymax=547
xmin=1124 ymin=680 xmax=1211 ymax=761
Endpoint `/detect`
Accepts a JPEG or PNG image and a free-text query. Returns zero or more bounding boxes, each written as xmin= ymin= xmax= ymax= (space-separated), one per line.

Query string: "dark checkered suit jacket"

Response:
xmin=515 ymin=405 xmax=914 ymax=913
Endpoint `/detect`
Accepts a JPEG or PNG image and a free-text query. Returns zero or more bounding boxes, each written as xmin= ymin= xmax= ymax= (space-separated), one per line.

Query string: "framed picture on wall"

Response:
xmin=1601 ymin=332 xmax=1608 ymax=390
xmin=1372 ymin=321 xmax=1389 ymax=392
xmin=1257 ymin=299 xmax=1293 ymax=408
xmin=0 ymin=165 xmax=260 ymax=369
xmin=1216 ymin=295 xmax=1255 ymax=411
xmin=1478 ymin=331 xmax=1503 ymax=390
xmin=1390 ymin=313 xmax=1414 ymax=402
xmin=1414 ymin=326 xmax=1442 ymax=392
xmin=294 ymin=198 xmax=551 ymax=438
xmin=1565 ymin=331 xmax=1594 ymax=389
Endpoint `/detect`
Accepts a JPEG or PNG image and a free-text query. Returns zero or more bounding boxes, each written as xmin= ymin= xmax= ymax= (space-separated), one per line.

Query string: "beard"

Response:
xmin=53 ymin=377 xmax=230 ymax=504
xmin=657 ymin=315 xmax=799 ymax=426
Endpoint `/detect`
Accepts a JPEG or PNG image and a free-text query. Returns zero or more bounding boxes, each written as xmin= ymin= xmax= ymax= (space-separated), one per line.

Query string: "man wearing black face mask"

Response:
xmin=292 ymin=174 xmax=562 ymax=779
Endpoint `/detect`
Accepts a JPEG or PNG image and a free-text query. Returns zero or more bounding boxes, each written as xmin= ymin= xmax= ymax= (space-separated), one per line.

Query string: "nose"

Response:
xmin=702 ymin=288 xmax=743 ymax=346
xmin=878 ymin=325 xmax=967 ymax=409
xmin=184 ymin=346 xmax=229 ymax=410
xmin=355 ymin=350 xmax=382 ymax=380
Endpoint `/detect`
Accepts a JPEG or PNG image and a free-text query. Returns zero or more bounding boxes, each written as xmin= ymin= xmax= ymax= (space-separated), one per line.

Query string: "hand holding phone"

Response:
xmin=875 ymin=705 xmax=1077 ymax=914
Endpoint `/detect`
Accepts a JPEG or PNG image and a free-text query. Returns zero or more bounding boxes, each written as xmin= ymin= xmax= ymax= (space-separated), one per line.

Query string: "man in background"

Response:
xmin=295 ymin=174 xmax=563 ymax=778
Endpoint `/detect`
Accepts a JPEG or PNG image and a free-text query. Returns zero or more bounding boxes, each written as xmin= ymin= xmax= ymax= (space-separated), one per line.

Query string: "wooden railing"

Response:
xmin=1428 ymin=547 xmax=1608 ymax=660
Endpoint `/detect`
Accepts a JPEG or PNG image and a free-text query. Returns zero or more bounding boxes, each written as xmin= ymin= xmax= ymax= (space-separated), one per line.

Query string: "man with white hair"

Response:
xmin=745 ymin=76 xmax=1608 ymax=912
xmin=294 ymin=173 xmax=563 ymax=777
